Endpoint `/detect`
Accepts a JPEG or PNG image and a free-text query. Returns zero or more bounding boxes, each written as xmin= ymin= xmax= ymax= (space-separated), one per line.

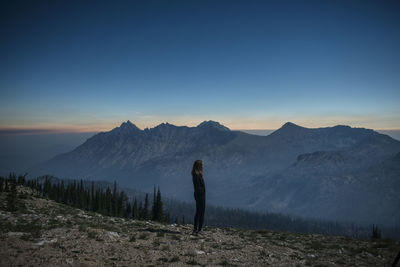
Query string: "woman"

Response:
xmin=192 ymin=160 xmax=206 ymax=235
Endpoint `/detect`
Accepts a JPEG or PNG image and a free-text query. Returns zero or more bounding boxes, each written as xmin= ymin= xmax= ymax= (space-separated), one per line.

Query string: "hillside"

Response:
xmin=1 ymin=185 xmax=399 ymax=266
xmin=30 ymin=121 xmax=400 ymax=225
xmin=29 ymin=175 xmax=386 ymax=239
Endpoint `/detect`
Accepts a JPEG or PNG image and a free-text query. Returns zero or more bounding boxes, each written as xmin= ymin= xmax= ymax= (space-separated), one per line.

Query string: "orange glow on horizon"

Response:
xmin=1 ymin=120 xmax=399 ymax=135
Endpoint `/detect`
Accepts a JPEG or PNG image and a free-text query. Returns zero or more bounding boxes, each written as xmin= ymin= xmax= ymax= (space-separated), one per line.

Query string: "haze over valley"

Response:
xmin=12 ymin=120 xmax=395 ymax=228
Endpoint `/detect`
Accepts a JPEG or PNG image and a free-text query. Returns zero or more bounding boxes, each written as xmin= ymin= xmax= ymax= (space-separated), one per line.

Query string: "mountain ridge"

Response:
xmin=30 ymin=120 xmax=400 ymax=226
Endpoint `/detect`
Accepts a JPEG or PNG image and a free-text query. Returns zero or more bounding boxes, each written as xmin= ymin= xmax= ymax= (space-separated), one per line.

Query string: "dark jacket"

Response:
xmin=192 ymin=174 xmax=205 ymax=199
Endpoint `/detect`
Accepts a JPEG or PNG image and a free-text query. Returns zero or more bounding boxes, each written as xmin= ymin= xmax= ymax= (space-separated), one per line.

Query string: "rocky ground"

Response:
xmin=1 ymin=186 xmax=399 ymax=266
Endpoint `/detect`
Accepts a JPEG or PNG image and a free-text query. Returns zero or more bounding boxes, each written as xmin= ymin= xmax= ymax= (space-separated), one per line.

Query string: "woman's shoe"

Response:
xmin=197 ymin=230 xmax=204 ymax=235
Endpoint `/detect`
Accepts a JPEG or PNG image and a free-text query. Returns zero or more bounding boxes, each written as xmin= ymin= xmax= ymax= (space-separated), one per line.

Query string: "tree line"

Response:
xmin=0 ymin=173 xmax=169 ymax=223
xmin=2 ymin=173 xmax=399 ymax=240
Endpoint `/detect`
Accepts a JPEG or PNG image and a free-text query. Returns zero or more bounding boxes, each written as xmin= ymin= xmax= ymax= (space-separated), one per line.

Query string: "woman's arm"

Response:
xmin=192 ymin=175 xmax=198 ymax=199
xmin=200 ymin=177 xmax=205 ymax=193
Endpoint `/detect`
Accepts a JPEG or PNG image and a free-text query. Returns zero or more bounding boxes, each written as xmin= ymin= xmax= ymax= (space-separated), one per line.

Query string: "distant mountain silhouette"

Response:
xmin=31 ymin=120 xmax=400 ymax=226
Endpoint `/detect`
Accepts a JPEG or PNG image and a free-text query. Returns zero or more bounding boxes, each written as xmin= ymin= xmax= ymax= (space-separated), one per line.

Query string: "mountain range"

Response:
xmin=31 ymin=120 xmax=400 ymax=226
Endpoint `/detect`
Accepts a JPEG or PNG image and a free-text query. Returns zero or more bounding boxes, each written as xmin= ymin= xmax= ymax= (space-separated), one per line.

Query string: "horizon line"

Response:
xmin=1 ymin=122 xmax=400 ymax=135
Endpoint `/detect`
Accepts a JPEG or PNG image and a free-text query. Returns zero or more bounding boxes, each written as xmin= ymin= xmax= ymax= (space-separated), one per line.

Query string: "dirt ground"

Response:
xmin=1 ymin=187 xmax=399 ymax=266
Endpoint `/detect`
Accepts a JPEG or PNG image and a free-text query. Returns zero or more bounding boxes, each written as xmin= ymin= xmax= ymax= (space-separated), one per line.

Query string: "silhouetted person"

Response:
xmin=192 ymin=160 xmax=205 ymax=235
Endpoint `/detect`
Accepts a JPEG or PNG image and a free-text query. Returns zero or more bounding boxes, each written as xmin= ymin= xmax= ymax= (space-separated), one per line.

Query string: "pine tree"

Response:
xmin=153 ymin=186 xmax=163 ymax=222
xmin=0 ymin=177 xmax=4 ymax=192
xmin=151 ymin=185 xmax=156 ymax=220
xmin=79 ymin=179 xmax=85 ymax=209
xmin=133 ymin=198 xmax=138 ymax=219
xmin=112 ymin=181 xmax=117 ymax=216
xmin=17 ymin=174 xmax=26 ymax=185
xmin=138 ymin=201 xmax=143 ymax=220
xmin=126 ymin=201 xmax=132 ymax=219
xmin=85 ymin=188 xmax=90 ymax=210
xmin=118 ymin=191 xmax=126 ymax=217
xmin=35 ymin=178 xmax=41 ymax=197
xmin=99 ymin=189 xmax=104 ymax=214
xmin=91 ymin=181 xmax=95 ymax=211
xmin=4 ymin=178 xmax=8 ymax=192
xmin=59 ymin=182 xmax=64 ymax=203
xmin=8 ymin=173 xmax=16 ymax=184
xmin=43 ymin=176 xmax=50 ymax=198
xmin=7 ymin=180 xmax=17 ymax=211
xmin=73 ymin=181 xmax=77 ymax=206
xmin=105 ymin=187 xmax=112 ymax=216
xmin=95 ymin=190 xmax=101 ymax=213
xmin=143 ymin=193 xmax=149 ymax=220
xmin=371 ymin=224 xmax=381 ymax=239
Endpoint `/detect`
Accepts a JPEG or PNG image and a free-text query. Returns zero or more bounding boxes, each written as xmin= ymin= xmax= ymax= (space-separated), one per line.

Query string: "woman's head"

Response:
xmin=191 ymin=160 xmax=203 ymax=177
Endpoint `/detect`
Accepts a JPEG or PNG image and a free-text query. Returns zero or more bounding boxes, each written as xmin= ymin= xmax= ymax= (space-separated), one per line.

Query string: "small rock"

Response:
xmin=106 ymin=231 xmax=120 ymax=241
xmin=35 ymin=238 xmax=58 ymax=246
xmin=36 ymin=240 xmax=45 ymax=246
xmin=7 ymin=232 xmax=24 ymax=237
xmin=195 ymin=250 xmax=205 ymax=255
xmin=363 ymin=252 xmax=373 ymax=257
xmin=65 ymin=259 xmax=73 ymax=265
xmin=107 ymin=231 xmax=120 ymax=237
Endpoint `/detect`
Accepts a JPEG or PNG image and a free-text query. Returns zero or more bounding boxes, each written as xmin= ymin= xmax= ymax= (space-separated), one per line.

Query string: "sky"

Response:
xmin=0 ymin=0 xmax=399 ymax=132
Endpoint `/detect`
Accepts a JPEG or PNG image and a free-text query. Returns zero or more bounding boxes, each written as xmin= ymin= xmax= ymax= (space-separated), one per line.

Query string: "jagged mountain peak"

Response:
xmin=197 ymin=120 xmax=230 ymax=131
xmin=150 ymin=122 xmax=189 ymax=134
xmin=118 ymin=120 xmax=140 ymax=131
xmin=153 ymin=122 xmax=177 ymax=129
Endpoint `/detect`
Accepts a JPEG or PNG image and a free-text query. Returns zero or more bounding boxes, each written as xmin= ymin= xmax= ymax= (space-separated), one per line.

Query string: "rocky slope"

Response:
xmin=1 ymin=186 xmax=399 ymax=266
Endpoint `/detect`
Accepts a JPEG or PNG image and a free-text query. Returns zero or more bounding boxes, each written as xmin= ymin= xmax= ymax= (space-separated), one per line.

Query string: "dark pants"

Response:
xmin=194 ymin=194 xmax=205 ymax=231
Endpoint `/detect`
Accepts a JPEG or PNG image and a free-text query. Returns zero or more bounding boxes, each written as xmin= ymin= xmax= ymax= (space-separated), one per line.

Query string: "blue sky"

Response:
xmin=0 ymin=0 xmax=399 ymax=131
